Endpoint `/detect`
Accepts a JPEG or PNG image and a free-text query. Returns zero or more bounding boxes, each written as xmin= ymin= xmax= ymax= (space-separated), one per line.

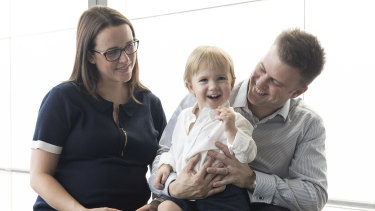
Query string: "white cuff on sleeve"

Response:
xmin=31 ymin=140 xmax=62 ymax=154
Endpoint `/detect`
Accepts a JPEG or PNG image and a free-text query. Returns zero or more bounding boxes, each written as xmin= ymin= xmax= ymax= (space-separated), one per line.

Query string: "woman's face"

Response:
xmin=89 ymin=24 xmax=136 ymax=85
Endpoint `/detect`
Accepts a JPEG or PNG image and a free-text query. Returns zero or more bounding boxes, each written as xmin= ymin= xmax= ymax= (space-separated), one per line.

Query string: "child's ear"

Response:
xmin=185 ymin=81 xmax=195 ymax=95
xmin=87 ymin=51 xmax=96 ymax=64
xmin=231 ymin=77 xmax=236 ymax=89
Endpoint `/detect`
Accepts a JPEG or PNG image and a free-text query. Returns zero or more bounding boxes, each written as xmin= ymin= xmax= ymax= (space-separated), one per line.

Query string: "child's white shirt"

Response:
xmin=158 ymin=101 xmax=257 ymax=174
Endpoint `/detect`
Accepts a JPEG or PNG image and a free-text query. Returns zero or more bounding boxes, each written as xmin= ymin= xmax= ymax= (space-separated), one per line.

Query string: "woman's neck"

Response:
xmin=97 ymin=81 xmax=130 ymax=105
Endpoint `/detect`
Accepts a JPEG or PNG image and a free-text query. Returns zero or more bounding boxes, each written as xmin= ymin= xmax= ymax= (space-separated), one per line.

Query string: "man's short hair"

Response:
xmin=275 ymin=28 xmax=326 ymax=86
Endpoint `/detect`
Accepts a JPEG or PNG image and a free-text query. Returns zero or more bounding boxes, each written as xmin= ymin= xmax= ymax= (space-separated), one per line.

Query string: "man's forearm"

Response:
xmin=250 ymin=170 xmax=327 ymax=211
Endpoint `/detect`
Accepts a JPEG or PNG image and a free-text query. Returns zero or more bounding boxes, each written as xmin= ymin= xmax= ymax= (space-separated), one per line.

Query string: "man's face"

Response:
xmin=247 ymin=45 xmax=307 ymax=117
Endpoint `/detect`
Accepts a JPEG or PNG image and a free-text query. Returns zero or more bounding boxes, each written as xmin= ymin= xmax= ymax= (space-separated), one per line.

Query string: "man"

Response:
xmin=149 ymin=28 xmax=327 ymax=211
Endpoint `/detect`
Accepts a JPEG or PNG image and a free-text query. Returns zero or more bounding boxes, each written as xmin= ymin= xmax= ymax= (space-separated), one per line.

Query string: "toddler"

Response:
xmin=154 ymin=46 xmax=257 ymax=211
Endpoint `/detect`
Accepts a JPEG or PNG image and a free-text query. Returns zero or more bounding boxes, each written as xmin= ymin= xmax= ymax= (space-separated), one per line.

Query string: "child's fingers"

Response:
xmin=153 ymin=171 xmax=163 ymax=185
xmin=153 ymin=176 xmax=160 ymax=187
xmin=153 ymin=175 xmax=164 ymax=190
xmin=217 ymin=107 xmax=231 ymax=116
xmin=154 ymin=183 xmax=164 ymax=190
xmin=161 ymin=173 xmax=168 ymax=184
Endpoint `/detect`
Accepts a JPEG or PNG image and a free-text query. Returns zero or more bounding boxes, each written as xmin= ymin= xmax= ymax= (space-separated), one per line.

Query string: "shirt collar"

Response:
xmin=185 ymin=101 xmax=230 ymax=133
xmin=278 ymin=99 xmax=290 ymax=120
xmin=262 ymin=99 xmax=290 ymax=122
xmin=232 ymin=76 xmax=250 ymax=109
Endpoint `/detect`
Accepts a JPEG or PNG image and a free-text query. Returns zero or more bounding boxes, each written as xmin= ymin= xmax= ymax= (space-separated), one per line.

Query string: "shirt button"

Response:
xmin=254 ymin=125 xmax=257 ymax=128
xmin=258 ymin=196 xmax=264 ymax=200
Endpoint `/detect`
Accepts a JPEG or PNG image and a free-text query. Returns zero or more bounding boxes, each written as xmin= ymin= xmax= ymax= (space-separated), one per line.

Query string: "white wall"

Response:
xmin=1 ymin=0 xmax=374 ymax=210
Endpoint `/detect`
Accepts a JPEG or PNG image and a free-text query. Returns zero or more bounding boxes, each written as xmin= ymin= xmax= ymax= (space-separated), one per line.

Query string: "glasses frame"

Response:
xmin=91 ymin=39 xmax=139 ymax=62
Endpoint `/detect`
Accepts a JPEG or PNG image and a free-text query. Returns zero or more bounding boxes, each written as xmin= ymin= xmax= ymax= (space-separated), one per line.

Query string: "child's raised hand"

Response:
xmin=153 ymin=164 xmax=173 ymax=190
xmin=216 ymin=106 xmax=236 ymax=132
xmin=216 ymin=106 xmax=237 ymax=144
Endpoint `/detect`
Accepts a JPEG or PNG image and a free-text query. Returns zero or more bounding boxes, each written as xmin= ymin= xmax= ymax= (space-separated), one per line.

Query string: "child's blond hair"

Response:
xmin=184 ymin=46 xmax=235 ymax=83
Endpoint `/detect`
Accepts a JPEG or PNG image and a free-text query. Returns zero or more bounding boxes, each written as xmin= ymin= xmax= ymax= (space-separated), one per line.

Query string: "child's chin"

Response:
xmin=208 ymin=105 xmax=220 ymax=110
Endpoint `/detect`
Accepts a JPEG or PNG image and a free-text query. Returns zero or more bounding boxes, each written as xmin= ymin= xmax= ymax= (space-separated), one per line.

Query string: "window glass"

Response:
xmin=11 ymin=30 xmax=76 ymax=169
xmin=0 ymin=40 xmax=11 ymax=169
xmin=10 ymin=0 xmax=87 ymax=36
xmin=12 ymin=172 xmax=37 ymax=210
xmin=0 ymin=172 xmax=11 ymax=210
xmin=304 ymin=0 xmax=375 ymax=204
xmin=0 ymin=0 xmax=10 ymax=38
xmin=130 ymin=0 xmax=303 ymax=119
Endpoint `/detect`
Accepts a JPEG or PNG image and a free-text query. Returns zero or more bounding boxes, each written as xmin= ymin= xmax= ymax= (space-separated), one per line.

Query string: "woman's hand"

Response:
xmin=87 ymin=208 xmax=121 ymax=211
xmin=136 ymin=200 xmax=160 ymax=211
xmin=168 ymin=153 xmax=226 ymax=199
xmin=207 ymin=141 xmax=255 ymax=190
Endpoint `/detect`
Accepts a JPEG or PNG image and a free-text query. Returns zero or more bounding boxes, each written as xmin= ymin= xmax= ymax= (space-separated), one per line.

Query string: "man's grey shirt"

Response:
xmin=149 ymin=78 xmax=328 ymax=211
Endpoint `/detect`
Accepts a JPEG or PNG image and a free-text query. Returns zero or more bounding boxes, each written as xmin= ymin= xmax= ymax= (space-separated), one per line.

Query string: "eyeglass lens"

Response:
xmin=105 ymin=41 xmax=138 ymax=61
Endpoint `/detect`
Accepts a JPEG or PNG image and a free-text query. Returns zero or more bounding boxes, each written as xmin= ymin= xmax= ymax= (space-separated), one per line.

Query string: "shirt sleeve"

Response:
xmin=148 ymin=94 xmax=196 ymax=197
xmin=31 ymin=85 xmax=75 ymax=154
xmin=148 ymin=132 xmax=179 ymax=197
xmin=228 ymin=113 xmax=257 ymax=163
xmin=250 ymin=116 xmax=328 ymax=211
xmin=158 ymin=149 xmax=176 ymax=171
xmin=149 ymin=94 xmax=167 ymax=142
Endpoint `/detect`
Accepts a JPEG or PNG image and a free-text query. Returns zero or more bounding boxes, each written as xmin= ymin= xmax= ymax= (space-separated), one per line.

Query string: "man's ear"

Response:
xmin=185 ymin=81 xmax=195 ymax=95
xmin=291 ymin=86 xmax=308 ymax=98
xmin=87 ymin=51 xmax=96 ymax=64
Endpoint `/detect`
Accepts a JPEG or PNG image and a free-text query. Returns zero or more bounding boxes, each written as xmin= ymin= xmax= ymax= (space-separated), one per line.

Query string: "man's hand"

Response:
xmin=168 ymin=153 xmax=226 ymax=199
xmin=207 ymin=141 xmax=255 ymax=190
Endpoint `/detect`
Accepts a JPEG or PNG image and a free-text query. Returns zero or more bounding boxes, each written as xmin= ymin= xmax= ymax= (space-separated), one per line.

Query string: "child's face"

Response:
xmin=186 ymin=63 xmax=234 ymax=110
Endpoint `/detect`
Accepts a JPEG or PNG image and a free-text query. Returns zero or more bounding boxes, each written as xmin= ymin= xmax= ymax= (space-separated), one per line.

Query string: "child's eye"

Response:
xmin=218 ymin=77 xmax=227 ymax=81
xmin=199 ymin=79 xmax=208 ymax=82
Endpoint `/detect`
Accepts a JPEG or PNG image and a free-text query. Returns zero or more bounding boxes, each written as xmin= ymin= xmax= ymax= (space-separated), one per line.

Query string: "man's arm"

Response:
xmin=208 ymin=117 xmax=328 ymax=211
xmin=259 ymin=117 xmax=328 ymax=210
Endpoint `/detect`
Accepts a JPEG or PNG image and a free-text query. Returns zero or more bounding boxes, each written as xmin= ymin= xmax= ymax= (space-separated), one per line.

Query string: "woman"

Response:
xmin=30 ymin=6 xmax=166 ymax=211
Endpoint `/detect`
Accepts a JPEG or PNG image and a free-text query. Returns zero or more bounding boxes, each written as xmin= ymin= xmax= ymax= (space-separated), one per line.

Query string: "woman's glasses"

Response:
xmin=91 ymin=39 xmax=139 ymax=62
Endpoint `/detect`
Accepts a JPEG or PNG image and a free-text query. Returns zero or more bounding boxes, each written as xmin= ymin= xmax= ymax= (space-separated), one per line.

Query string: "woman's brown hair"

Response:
xmin=68 ymin=6 xmax=149 ymax=103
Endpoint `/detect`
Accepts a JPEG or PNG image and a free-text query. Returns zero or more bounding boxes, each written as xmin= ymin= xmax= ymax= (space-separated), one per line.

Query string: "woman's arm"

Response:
xmin=30 ymin=149 xmax=86 ymax=211
xmin=30 ymin=149 xmax=121 ymax=211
